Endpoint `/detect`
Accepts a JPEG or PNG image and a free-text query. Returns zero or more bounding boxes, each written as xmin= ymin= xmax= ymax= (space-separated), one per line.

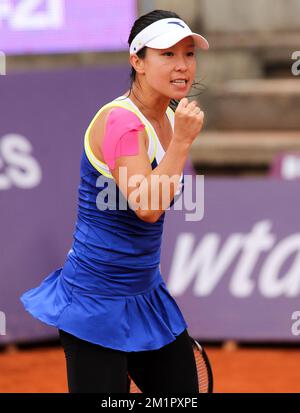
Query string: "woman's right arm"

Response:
xmin=98 ymin=98 xmax=204 ymax=223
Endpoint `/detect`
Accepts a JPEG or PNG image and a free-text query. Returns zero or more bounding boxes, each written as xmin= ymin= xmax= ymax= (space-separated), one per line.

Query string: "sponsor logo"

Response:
xmin=0 ymin=134 xmax=42 ymax=190
xmin=168 ymin=220 xmax=300 ymax=298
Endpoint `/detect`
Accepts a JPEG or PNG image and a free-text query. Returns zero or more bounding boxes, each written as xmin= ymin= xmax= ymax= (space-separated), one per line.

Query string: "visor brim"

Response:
xmin=145 ymin=31 xmax=209 ymax=51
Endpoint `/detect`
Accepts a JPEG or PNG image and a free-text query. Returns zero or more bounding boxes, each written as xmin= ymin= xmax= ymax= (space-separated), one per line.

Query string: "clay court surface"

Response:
xmin=0 ymin=343 xmax=299 ymax=393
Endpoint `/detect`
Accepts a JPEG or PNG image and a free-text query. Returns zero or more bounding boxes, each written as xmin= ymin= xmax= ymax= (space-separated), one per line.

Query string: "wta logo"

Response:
xmin=167 ymin=220 xmax=300 ymax=298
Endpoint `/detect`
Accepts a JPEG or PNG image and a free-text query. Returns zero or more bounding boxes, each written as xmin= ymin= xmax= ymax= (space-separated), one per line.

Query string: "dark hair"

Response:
xmin=126 ymin=9 xmax=206 ymax=111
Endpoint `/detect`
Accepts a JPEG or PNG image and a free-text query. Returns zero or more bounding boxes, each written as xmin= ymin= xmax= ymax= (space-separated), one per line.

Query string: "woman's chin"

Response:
xmin=169 ymin=86 xmax=190 ymax=100
xmin=170 ymin=91 xmax=188 ymax=100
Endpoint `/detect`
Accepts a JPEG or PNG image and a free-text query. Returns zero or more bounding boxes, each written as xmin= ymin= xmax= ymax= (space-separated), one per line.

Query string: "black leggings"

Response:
xmin=58 ymin=328 xmax=198 ymax=393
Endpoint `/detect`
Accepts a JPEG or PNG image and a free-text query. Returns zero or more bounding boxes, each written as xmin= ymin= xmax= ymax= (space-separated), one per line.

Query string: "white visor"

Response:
xmin=129 ymin=18 xmax=209 ymax=55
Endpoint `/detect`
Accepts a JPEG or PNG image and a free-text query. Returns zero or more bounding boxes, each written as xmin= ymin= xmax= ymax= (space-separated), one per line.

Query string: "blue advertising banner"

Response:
xmin=0 ymin=66 xmax=131 ymax=343
xmin=163 ymin=179 xmax=300 ymax=342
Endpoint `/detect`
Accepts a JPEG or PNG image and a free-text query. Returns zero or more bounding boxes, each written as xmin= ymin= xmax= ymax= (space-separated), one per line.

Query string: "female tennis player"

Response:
xmin=20 ymin=9 xmax=209 ymax=393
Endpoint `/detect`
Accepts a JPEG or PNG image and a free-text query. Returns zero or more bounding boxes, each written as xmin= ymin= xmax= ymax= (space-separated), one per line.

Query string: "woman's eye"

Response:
xmin=163 ymin=52 xmax=195 ymax=56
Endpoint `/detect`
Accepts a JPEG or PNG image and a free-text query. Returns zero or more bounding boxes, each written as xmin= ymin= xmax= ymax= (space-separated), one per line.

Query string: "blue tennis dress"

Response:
xmin=20 ymin=95 xmax=187 ymax=352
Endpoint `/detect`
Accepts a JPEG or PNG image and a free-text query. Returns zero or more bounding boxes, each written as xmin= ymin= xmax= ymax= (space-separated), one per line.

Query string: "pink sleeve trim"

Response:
xmin=102 ymin=107 xmax=145 ymax=170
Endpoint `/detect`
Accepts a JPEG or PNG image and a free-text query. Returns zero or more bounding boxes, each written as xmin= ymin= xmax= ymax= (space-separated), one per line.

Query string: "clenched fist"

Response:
xmin=173 ymin=98 xmax=204 ymax=146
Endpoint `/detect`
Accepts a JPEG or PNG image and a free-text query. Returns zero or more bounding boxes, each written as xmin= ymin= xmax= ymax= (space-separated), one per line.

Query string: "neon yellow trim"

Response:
xmin=84 ymin=101 xmax=115 ymax=178
xmin=84 ymin=98 xmax=160 ymax=177
xmin=84 ymin=136 xmax=113 ymax=178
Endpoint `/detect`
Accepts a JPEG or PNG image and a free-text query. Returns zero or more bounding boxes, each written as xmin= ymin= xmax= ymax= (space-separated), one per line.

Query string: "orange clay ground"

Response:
xmin=0 ymin=344 xmax=299 ymax=393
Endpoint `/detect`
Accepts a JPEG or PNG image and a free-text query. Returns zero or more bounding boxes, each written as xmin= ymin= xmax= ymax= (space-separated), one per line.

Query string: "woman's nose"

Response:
xmin=174 ymin=56 xmax=188 ymax=71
